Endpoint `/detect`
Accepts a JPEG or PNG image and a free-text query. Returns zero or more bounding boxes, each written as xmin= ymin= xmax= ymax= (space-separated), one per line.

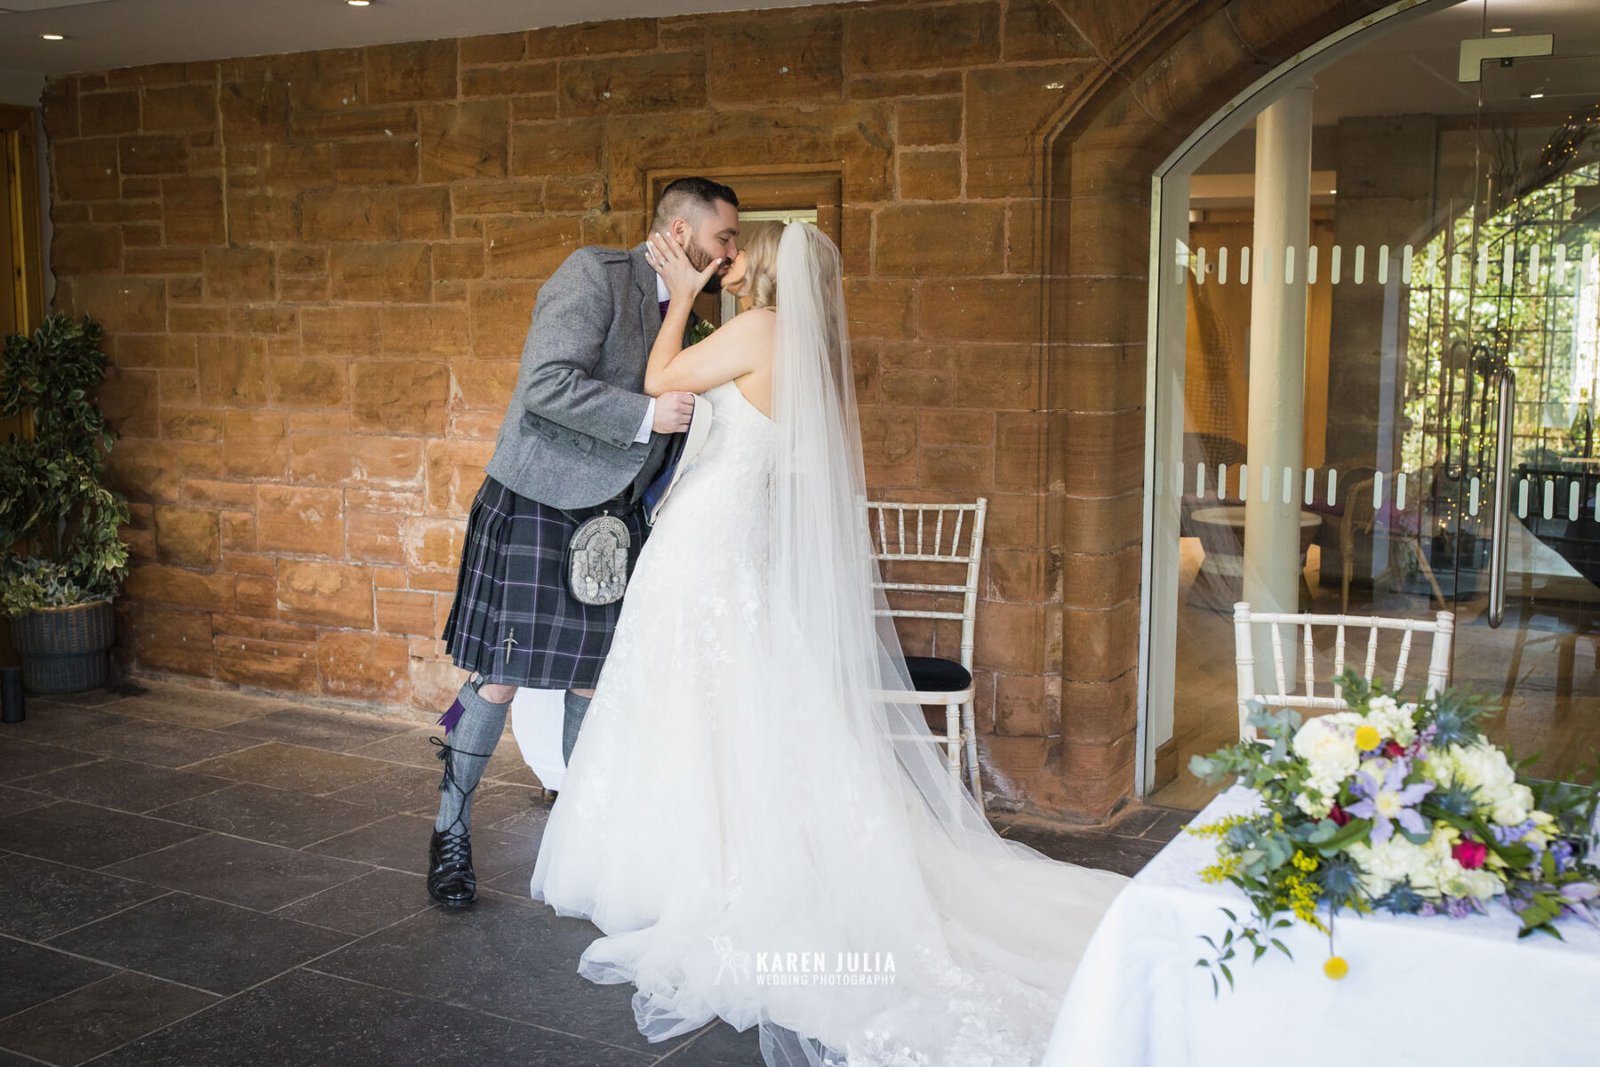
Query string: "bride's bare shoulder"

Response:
xmin=719 ymin=306 xmax=777 ymax=346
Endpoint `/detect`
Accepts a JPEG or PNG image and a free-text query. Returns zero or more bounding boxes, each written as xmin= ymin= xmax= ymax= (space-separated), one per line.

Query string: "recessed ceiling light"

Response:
xmin=346 ymin=0 xmax=371 ymax=6
xmin=1529 ymin=92 xmax=1545 ymax=99
xmin=1491 ymin=26 xmax=1514 ymax=34
xmin=40 ymin=33 xmax=65 ymax=41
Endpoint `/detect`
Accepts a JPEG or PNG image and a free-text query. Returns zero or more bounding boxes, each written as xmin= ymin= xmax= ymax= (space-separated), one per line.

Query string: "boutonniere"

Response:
xmin=689 ymin=318 xmax=717 ymax=345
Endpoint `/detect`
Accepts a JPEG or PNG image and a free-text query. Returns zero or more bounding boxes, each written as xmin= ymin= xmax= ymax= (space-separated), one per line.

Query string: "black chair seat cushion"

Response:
xmin=903 ymin=656 xmax=973 ymax=694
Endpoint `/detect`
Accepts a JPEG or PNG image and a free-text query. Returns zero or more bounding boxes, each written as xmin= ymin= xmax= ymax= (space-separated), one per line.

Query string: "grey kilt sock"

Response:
xmin=562 ymin=690 xmax=592 ymax=765
xmin=433 ymin=681 xmax=512 ymax=834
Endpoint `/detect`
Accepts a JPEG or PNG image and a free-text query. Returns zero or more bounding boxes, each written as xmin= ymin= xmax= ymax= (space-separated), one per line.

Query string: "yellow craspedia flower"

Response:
xmin=1323 ymin=956 xmax=1349 ymax=980
xmin=1354 ymin=725 xmax=1381 ymax=751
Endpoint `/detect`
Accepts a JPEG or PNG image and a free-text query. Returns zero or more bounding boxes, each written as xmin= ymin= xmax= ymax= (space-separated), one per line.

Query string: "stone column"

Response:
xmin=1243 ymin=85 xmax=1313 ymax=685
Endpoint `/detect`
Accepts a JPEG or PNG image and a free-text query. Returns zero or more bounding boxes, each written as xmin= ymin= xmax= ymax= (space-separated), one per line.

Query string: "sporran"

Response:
xmin=567 ymin=513 xmax=631 ymax=605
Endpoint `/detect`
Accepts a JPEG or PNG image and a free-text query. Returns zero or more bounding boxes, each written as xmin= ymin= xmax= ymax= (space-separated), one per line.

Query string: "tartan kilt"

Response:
xmin=442 ymin=476 xmax=648 ymax=690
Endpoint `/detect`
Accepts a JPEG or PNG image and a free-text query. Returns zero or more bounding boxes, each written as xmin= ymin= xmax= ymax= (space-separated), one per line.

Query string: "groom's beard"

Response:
xmin=686 ymin=238 xmax=725 ymax=294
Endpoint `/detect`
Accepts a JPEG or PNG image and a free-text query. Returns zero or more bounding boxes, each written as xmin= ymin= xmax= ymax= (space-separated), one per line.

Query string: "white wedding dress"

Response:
xmin=529 ymin=377 xmax=1127 ymax=1066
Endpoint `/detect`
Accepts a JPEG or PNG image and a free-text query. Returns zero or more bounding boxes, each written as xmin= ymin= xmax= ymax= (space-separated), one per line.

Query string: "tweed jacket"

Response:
xmin=483 ymin=244 xmax=678 ymax=511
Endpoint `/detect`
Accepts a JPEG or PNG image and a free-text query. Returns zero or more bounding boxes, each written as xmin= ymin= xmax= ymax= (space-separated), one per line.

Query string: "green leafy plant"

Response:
xmin=0 ymin=314 xmax=130 ymax=616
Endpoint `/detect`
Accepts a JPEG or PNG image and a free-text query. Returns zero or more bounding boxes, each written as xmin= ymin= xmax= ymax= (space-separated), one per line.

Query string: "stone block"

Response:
xmin=461 ymin=63 xmax=557 ymax=98
xmin=420 ymin=100 xmax=509 ymax=181
xmin=330 ymin=243 xmax=431 ymax=302
xmin=560 ymin=52 xmax=705 ymax=115
xmin=527 ymin=19 xmax=658 ymax=58
xmin=162 ymin=175 xmax=226 ymax=244
xmin=256 ymin=486 xmax=346 ymax=557
xmin=52 ymin=139 xmax=121 ymax=201
xmin=301 ymin=188 xmax=399 ymax=241
xmin=269 ymin=357 xmax=347 ymax=409
xmin=203 ymin=247 xmax=274 ymax=303
xmin=197 ymin=335 xmax=268 ymax=407
xmin=333 ymin=137 xmax=419 ymax=185
xmin=509 ymin=121 xmax=604 ymax=177
xmin=79 ymin=90 xmax=140 ymax=136
xmin=347 ymin=508 xmax=407 ymax=565
xmin=896 ymin=96 xmax=962 ymax=146
xmin=301 ymin=306 xmax=381 ymax=357
xmin=424 ymin=439 xmax=493 ymax=515
xmin=153 ymin=505 xmax=221 ymax=567
xmin=289 ymin=433 xmax=425 ymax=487
xmin=897 ymin=149 xmax=961 ymax=200
xmin=365 ymin=40 xmax=459 ymax=104
xmin=142 ymin=84 xmax=216 ymax=129
xmin=117 ymin=133 xmax=187 ymax=176
xmin=704 ymin=15 xmax=843 ymax=104
xmin=51 ymin=223 xmax=124 ymax=275
xmin=376 ymin=589 xmax=437 ymax=636
xmin=1003 ymin=0 xmax=1095 ymax=61
xmin=844 ymin=3 xmax=1000 ymax=71
xmin=220 ymin=410 xmax=288 ymax=480
xmin=350 ymin=361 xmax=450 ymax=435
xmin=129 ymin=605 xmax=215 ymax=676
xmin=316 ymin=631 xmax=411 ymax=701
xmin=875 ymin=204 xmax=1005 ymax=277
xmin=484 ymin=215 xmax=583 ymax=278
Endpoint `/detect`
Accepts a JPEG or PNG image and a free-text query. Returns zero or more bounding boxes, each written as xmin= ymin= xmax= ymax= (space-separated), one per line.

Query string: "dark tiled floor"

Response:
xmin=0 ymin=681 xmax=1194 ymax=1066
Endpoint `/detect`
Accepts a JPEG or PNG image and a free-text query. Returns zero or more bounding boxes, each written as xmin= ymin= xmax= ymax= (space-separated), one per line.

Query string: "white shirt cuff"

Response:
xmin=635 ymin=399 xmax=655 ymax=444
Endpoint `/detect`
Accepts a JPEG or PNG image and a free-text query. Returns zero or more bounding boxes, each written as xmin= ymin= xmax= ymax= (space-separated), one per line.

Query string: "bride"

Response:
xmin=529 ymin=221 xmax=1127 ymax=1066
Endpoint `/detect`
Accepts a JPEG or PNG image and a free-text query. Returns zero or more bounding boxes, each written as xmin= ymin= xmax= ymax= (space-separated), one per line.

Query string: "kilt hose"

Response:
xmin=441 ymin=475 xmax=648 ymax=690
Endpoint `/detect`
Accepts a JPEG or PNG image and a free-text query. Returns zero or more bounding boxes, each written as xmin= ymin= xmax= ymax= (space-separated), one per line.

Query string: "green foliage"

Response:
xmin=0 ymin=314 xmax=129 ymax=616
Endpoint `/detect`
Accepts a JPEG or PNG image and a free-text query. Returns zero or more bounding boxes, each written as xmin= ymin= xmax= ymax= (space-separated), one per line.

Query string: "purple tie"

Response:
xmin=658 ymin=299 xmax=670 ymax=320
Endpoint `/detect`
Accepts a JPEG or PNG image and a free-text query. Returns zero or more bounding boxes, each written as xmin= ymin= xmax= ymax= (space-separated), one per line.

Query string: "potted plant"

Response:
xmin=0 ymin=314 xmax=130 ymax=693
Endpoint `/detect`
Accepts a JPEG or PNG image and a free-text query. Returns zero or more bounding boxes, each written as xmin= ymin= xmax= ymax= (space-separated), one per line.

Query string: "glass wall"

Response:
xmin=1144 ymin=0 xmax=1600 ymax=807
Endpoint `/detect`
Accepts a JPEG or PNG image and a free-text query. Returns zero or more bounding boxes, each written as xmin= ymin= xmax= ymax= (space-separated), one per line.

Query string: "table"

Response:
xmin=1045 ymin=787 xmax=1600 ymax=1067
xmin=1187 ymin=506 xmax=1320 ymax=613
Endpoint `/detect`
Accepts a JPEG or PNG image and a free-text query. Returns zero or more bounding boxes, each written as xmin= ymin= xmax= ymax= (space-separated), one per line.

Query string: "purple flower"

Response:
xmin=1346 ymin=760 xmax=1435 ymax=844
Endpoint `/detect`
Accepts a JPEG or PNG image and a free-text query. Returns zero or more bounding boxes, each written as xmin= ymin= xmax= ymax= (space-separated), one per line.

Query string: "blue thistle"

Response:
xmin=1317 ymin=856 xmax=1366 ymax=910
xmin=1374 ymin=883 xmax=1428 ymax=915
xmin=1433 ymin=783 xmax=1480 ymax=818
xmin=1426 ymin=691 xmax=1487 ymax=749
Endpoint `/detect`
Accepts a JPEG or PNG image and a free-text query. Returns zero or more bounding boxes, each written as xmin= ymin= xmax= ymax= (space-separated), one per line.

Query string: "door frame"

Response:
xmin=1134 ymin=0 xmax=1460 ymax=795
xmin=0 ymin=104 xmax=45 ymax=334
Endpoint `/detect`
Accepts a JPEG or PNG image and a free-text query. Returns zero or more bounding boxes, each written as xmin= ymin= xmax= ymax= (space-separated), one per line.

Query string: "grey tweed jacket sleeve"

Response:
xmin=482 ymin=245 xmax=668 ymax=511
xmin=519 ymin=250 xmax=651 ymax=449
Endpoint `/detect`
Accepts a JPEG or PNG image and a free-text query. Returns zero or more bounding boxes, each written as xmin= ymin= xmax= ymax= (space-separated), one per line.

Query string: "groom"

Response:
xmin=426 ymin=177 xmax=740 ymax=907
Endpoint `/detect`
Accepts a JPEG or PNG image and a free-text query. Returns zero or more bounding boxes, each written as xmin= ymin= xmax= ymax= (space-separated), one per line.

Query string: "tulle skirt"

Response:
xmin=528 ymin=484 xmax=1127 ymax=1065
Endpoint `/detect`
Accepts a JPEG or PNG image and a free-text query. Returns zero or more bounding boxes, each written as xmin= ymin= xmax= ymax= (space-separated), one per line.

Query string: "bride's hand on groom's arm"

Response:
xmin=645 ymin=232 xmax=720 ymax=303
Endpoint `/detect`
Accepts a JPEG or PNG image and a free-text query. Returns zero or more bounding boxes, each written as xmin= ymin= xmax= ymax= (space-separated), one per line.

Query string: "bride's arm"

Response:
xmin=643 ymin=231 xmax=767 ymax=396
xmin=646 ymin=308 xmax=773 ymax=396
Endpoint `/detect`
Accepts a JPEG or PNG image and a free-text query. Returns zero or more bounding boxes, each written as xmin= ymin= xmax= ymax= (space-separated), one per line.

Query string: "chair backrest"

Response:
xmin=867 ymin=499 xmax=987 ymax=672
xmin=1232 ymin=601 xmax=1454 ymax=740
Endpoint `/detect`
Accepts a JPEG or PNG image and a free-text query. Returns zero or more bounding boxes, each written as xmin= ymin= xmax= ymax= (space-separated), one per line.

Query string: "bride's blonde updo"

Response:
xmin=734 ymin=222 xmax=783 ymax=309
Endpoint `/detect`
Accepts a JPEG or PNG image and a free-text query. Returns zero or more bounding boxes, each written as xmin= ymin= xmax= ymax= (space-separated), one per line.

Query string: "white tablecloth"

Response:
xmin=1046 ymin=787 xmax=1600 ymax=1067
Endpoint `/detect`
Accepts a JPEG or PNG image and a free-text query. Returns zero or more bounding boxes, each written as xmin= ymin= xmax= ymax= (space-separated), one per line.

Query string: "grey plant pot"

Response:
xmin=9 ymin=599 xmax=116 ymax=694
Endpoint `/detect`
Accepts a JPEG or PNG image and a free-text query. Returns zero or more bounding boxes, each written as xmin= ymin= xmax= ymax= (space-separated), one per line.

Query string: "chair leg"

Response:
xmin=943 ymin=705 xmax=962 ymax=787
xmin=961 ymin=701 xmax=983 ymax=810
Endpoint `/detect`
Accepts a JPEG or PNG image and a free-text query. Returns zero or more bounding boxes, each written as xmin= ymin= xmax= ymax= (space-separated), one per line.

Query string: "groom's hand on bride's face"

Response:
xmin=652 ymin=392 xmax=695 ymax=434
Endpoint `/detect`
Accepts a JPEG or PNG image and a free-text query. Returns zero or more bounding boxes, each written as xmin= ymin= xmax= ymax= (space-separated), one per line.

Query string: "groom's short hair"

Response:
xmin=652 ymin=177 xmax=739 ymax=232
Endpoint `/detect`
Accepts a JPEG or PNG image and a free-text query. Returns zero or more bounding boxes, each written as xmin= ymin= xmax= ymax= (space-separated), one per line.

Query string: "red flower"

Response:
xmin=1384 ymin=741 xmax=1406 ymax=758
xmin=1329 ymin=804 xmax=1351 ymax=827
xmin=1452 ymin=840 xmax=1489 ymax=870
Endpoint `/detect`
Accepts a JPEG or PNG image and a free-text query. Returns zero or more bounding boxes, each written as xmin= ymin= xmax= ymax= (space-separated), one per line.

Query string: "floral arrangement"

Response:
xmin=689 ymin=317 xmax=717 ymax=345
xmin=1187 ymin=672 xmax=1599 ymax=992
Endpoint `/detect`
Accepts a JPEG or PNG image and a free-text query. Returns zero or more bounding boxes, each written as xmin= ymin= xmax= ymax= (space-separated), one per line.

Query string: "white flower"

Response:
xmin=1364 ymin=695 xmax=1418 ymax=745
xmin=1440 ymin=741 xmax=1532 ymax=825
xmin=1349 ymin=834 xmax=1431 ymax=899
xmin=1292 ymin=717 xmax=1359 ymax=788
